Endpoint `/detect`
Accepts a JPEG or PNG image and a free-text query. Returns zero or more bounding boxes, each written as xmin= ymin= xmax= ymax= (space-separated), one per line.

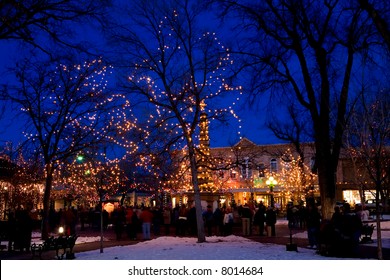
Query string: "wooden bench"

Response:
xmin=31 ymin=235 xmax=78 ymax=259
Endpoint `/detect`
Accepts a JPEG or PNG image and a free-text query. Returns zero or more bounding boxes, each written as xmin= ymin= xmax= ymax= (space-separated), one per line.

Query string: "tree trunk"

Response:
xmin=188 ymin=144 xmax=206 ymax=243
xmin=375 ymin=183 xmax=383 ymax=259
xmin=316 ymin=143 xmax=336 ymax=220
xmin=41 ymin=165 xmax=54 ymax=240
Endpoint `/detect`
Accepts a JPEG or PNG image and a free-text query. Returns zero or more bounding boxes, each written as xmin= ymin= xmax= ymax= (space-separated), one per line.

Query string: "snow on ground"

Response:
xmin=75 ymin=235 xmax=347 ymax=260
xmin=74 ymin=218 xmax=390 ymax=260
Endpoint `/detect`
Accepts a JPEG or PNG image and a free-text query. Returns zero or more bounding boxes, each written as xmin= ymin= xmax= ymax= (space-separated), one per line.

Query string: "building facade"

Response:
xmin=208 ymin=138 xmax=318 ymax=211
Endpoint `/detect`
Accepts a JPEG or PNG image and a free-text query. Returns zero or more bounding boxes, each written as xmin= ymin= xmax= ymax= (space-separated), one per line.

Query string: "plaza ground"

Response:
xmin=1 ymin=217 xmax=389 ymax=260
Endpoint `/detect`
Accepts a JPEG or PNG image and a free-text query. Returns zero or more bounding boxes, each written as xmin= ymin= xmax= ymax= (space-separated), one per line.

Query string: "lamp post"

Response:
xmin=266 ymin=176 xmax=277 ymax=208
xmin=78 ymin=153 xmax=105 ymax=253
xmin=97 ymin=174 xmax=106 ymax=254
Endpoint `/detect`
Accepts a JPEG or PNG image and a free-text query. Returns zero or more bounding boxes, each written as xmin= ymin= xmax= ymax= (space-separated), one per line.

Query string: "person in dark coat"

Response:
xmin=213 ymin=207 xmax=224 ymax=236
xmin=112 ymin=206 xmax=126 ymax=240
xmin=14 ymin=207 xmax=33 ymax=251
xmin=187 ymin=205 xmax=197 ymax=236
xmin=306 ymin=204 xmax=321 ymax=249
xmin=253 ymin=202 xmax=266 ymax=236
xmin=241 ymin=204 xmax=253 ymax=236
xmin=340 ymin=203 xmax=363 ymax=256
xmin=131 ymin=210 xmax=140 ymax=240
xmin=152 ymin=207 xmax=163 ymax=236
xmin=203 ymin=205 xmax=214 ymax=236
xmin=265 ymin=206 xmax=277 ymax=236
xmin=298 ymin=205 xmax=307 ymax=229
xmin=331 ymin=205 xmax=343 ymax=230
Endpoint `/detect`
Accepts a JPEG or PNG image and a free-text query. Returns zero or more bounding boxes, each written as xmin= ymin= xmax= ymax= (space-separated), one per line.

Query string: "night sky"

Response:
xmin=0 ymin=8 xmax=282 ymax=149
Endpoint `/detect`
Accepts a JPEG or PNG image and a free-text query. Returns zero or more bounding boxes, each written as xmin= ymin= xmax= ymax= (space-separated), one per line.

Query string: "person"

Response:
xmin=152 ymin=207 xmax=163 ymax=236
xmin=187 ymin=205 xmax=197 ymax=236
xmin=306 ymin=204 xmax=321 ymax=249
xmin=177 ymin=204 xmax=188 ymax=236
xmin=78 ymin=206 xmax=88 ymax=231
xmin=102 ymin=208 xmax=109 ymax=230
xmin=298 ymin=205 xmax=307 ymax=229
xmin=125 ymin=206 xmax=134 ymax=239
xmin=139 ymin=207 xmax=153 ymax=240
xmin=286 ymin=203 xmax=295 ymax=229
xmin=253 ymin=202 xmax=266 ymax=236
xmin=331 ymin=205 xmax=343 ymax=230
xmin=14 ymin=206 xmax=33 ymax=251
xmin=163 ymin=207 xmax=172 ymax=235
xmin=62 ymin=206 xmax=76 ymax=236
xmin=356 ymin=204 xmax=369 ymax=222
xmin=265 ymin=206 xmax=277 ymax=236
xmin=340 ymin=203 xmax=362 ymax=256
xmin=112 ymin=205 xmax=126 ymax=240
xmin=203 ymin=205 xmax=214 ymax=236
xmin=241 ymin=203 xmax=253 ymax=236
xmin=173 ymin=205 xmax=180 ymax=235
xmin=213 ymin=206 xmax=224 ymax=236
xmin=131 ymin=209 xmax=140 ymax=240
xmin=223 ymin=207 xmax=234 ymax=235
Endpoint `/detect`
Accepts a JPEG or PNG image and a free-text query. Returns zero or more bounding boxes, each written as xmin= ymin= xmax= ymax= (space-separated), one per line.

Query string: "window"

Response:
xmin=310 ymin=157 xmax=316 ymax=172
xmin=270 ymin=158 xmax=277 ymax=173
xmin=241 ymin=157 xmax=252 ymax=179
xmin=257 ymin=163 xmax=265 ymax=177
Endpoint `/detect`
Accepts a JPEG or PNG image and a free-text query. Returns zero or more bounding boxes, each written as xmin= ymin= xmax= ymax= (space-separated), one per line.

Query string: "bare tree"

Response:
xmin=1 ymin=58 xmax=130 ymax=239
xmin=109 ymin=0 xmax=240 ymax=242
xmin=358 ymin=0 xmax=390 ymax=51
xmin=0 ymin=0 xmax=111 ymax=56
xmin=346 ymin=87 xmax=390 ymax=259
xmin=214 ymin=0 xmax=383 ymax=218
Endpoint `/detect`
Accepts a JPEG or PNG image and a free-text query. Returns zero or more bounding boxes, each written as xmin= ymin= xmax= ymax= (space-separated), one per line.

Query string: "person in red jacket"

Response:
xmin=139 ymin=207 xmax=154 ymax=240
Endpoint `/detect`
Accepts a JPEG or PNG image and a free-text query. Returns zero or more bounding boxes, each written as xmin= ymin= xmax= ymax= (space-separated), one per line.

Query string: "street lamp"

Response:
xmin=266 ymin=176 xmax=277 ymax=208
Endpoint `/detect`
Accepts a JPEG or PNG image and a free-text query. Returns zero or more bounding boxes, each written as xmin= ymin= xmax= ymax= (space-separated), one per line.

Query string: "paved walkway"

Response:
xmin=1 ymin=221 xmax=388 ymax=260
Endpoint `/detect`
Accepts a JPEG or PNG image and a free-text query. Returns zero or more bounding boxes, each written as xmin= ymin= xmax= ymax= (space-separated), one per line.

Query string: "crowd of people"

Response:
xmin=318 ymin=202 xmax=366 ymax=257
xmin=5 ymin=206 xmax=34 ymax=252
xmin=2 ymin=200 xmax=371 ymax=258
xmin=285 ymin=201 xmax=368 ymax=257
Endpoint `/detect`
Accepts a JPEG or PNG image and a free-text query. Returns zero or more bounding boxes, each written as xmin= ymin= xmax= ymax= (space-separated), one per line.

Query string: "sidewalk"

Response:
xmin=1 ymin=221 xmax=388 ymax=260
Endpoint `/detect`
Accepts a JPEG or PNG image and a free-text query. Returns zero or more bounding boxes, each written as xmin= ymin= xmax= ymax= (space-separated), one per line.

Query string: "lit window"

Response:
xmin=258 ymin=163 xmax=265 ymax=177
xmin=270 ymin=159 xmax=277 ymax=173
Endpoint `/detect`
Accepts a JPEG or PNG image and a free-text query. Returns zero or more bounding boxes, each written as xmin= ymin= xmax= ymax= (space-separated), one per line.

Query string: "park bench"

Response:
xmin=31 ymin=234 xmax=78 ymax=259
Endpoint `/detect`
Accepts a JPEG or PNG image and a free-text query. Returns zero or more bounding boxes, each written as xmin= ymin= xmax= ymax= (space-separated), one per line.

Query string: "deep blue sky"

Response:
xmin=0 ymin=45 xmax=281 ymax=150
xmin=0 ymin=4 xmax=284 ymax=150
